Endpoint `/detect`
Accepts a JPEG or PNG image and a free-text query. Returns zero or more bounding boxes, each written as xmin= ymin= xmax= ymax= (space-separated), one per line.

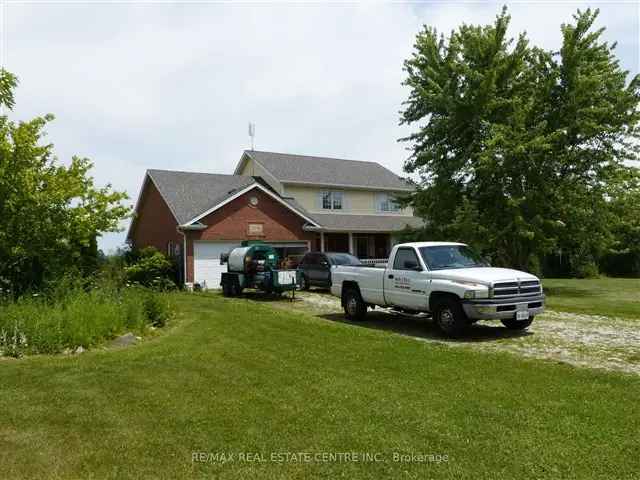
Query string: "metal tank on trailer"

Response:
xmin=220 ymin=241 xmax=299 ymax=297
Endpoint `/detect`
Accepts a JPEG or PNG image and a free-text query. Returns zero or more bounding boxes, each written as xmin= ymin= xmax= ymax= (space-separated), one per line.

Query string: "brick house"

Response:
xmin=127 ymin=151 xmax=423 ymax=287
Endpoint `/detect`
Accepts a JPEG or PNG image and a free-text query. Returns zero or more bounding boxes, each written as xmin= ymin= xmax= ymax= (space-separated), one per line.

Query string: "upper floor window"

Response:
xmin=321 ymin=191 xmax=343 ymax=210
xmin=377 ymin=193 xmax=400 ymax=212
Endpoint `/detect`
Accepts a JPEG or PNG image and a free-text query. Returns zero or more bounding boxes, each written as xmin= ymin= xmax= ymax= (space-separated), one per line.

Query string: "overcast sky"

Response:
xmin=4 ymin=1 xmax=638 ymax=252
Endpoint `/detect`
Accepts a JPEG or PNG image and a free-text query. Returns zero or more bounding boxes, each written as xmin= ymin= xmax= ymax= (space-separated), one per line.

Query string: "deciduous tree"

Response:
xmin=0 ymin=69 xmax=130 ymax=294
xmin=400 ymin=8 xmax=640 ymax=275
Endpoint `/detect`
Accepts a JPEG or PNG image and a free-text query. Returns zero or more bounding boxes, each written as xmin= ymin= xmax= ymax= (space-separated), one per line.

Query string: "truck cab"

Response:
xmin=330 ymin=242 xmax=545 ymax=337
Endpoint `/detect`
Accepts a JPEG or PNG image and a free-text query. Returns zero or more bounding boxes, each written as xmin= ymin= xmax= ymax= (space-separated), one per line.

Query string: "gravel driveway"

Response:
xmin=276 ymin=291 xmax=640 ymax=376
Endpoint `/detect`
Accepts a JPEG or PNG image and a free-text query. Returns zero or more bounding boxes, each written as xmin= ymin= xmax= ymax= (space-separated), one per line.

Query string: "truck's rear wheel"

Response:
xmin=501 ymin=315 xmax=534 ymax=330
xmin=343 ymin=288 xmax=367 ymax=321
xmin=434 ymin=297 xmax=468 ymax=338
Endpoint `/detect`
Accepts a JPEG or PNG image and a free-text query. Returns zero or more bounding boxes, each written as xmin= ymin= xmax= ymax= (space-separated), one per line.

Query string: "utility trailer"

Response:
xmin=219 ymin=241 xmax=299 ymax=297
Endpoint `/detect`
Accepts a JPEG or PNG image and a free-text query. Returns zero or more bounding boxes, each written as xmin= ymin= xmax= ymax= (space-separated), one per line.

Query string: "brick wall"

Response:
xmin=129 ymin=177 xmax=181 ymax=253
xmin=184 ymin=187 xmax=314 ymax=282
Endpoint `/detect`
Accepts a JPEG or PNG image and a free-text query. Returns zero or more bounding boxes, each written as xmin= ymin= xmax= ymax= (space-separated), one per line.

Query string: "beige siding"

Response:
xmin=284 ymin=185 xmax=413 ymax=216
xmin=239 ymin=157 xmax=283 ymax=193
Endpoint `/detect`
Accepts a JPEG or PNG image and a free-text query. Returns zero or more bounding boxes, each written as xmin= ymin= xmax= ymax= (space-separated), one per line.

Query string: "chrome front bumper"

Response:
xmin=462 ymin=294 xmax=545 ymax=320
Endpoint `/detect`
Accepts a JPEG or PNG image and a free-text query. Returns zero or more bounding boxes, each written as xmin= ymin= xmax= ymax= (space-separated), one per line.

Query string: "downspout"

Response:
xmin=177 ymin=227 xmax=187 ymax=286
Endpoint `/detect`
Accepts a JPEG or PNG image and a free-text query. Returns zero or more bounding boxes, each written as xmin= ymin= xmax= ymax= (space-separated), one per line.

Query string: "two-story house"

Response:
xmin=127 ymin=150 xmax=423 ymax=287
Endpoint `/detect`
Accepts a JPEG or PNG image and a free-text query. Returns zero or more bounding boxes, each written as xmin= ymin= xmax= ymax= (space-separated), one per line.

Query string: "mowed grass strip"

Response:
xmin=543 ymin=277 xmax=640 ymax=320
xmin=1 ymin=293 xmax=638 ymax=479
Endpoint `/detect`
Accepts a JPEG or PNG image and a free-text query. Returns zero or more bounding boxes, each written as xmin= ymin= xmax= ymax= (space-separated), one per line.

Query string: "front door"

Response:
xmin=383 ymin=247 xmax=429 ymax=310
xmin=355 ymin=236 xmax=369 ymax=259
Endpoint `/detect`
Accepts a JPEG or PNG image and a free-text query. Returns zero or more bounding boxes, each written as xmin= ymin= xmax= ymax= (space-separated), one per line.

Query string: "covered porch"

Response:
xmin=302 ymin=213 xmax=423 ymax=263
xmin=312 ymin=232 xmax=392 ymax=261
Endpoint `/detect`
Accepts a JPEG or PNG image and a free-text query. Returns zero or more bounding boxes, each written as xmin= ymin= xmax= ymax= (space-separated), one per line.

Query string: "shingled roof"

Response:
xmin=129 ymin=164 xmax=421 ymax=239
xmin=307 ymin=213 xmax=424 ymax=232
xmin=241 ymin=150 xmax=413 ymax=191
xmin=147 ymin=169 xmax=256 ymax=225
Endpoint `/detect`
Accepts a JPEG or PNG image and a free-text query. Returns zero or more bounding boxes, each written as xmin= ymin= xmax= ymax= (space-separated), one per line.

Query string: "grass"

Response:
xmin=543 ymin=277 xmax=640 ymax=319
xmin=1 ymin=292 xmax=638 ymax=479
xmin=0 ymin=287 xmax=171 ymax=356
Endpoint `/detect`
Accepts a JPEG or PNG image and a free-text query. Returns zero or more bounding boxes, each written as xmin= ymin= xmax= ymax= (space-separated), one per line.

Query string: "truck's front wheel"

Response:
xmin=434 ymin=298 xmax=468 ymax=338
xmin=343 ymin=288 xmax=367 ymax=321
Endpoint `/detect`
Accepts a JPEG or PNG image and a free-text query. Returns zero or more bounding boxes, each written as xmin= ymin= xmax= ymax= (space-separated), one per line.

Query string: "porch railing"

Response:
xmin=359 ymin=258 xmax=388 ymax=266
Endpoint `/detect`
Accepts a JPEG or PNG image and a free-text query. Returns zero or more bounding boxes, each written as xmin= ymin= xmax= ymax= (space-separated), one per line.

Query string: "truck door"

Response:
xmin=383 ymin=247 xmax=429 ymax=310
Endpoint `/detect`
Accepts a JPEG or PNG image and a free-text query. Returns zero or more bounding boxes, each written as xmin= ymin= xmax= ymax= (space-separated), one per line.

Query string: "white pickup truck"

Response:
xmin=330 ymin=242 xmax=545 ymax=337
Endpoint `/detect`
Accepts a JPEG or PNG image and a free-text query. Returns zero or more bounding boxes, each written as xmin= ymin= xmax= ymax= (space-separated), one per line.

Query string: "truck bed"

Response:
xmin=331 ymin=265 xmax=386 ymax=305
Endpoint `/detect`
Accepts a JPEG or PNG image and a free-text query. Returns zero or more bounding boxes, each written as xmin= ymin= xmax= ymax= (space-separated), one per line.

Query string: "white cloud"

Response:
xmin=5 ymin=1 xmax=638 ymax=252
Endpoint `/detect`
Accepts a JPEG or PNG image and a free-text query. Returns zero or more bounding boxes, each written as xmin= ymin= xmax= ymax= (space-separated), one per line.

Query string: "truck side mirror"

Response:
xmin=220 ymin=253 xmax=229 ymax=265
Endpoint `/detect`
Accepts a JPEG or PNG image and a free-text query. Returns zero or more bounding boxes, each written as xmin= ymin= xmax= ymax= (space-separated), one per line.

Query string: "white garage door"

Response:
xmin=193 ymin=242 xmax=240 ymax=289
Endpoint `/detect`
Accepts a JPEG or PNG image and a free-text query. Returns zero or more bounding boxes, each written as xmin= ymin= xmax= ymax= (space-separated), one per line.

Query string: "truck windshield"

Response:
xmin=419 ymin=245 xmax=488 ymax=270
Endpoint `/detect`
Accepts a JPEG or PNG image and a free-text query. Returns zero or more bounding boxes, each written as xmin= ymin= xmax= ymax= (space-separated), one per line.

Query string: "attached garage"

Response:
xmin=183 ymin=184 xmax=319 ymax=287
xmin=193 ymin=241 xmax=240 ymax=289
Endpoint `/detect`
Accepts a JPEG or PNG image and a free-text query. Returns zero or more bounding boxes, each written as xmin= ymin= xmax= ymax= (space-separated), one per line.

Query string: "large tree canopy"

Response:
xmin=0 ymin=69 xmax=130 ymax=294
xmin=400 ymin=8 xmax=640 ymax=275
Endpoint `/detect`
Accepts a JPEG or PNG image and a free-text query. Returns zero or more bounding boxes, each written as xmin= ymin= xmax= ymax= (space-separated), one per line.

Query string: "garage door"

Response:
xmin=193 ymin=242 xmax=240 ymax=289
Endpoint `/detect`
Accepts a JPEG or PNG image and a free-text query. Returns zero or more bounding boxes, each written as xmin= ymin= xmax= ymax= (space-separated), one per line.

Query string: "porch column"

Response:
xmin=320 ymin=232 xmax=325 ymax=252
xmin=348 ymin=232 xmax=354 ymax=255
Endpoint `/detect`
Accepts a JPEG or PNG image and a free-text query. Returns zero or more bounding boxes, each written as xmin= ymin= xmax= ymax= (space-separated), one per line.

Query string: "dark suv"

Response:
xmin=297 ymin=252 xmax=362 ymax=290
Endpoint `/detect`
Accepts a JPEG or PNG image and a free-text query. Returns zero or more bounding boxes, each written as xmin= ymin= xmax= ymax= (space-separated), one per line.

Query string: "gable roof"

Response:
xmin=147 ymin=169 xmax=256 ymax=225
xmin=184 ymin=182 xmax=320 ymax=227
xmin=238 ymin=150 xmax=413 ymax=191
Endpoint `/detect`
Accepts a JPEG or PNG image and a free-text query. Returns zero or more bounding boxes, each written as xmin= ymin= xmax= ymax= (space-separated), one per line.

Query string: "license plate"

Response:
xmin=516 ymin=310 xmax=529 ymax=321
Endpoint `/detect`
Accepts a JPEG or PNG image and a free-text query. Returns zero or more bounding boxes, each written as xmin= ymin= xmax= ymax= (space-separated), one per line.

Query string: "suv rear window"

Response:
xmin=327 ymin=253 xmax=361 ymax=266
xmin=301 ymin=253 xmax=319 ymax=265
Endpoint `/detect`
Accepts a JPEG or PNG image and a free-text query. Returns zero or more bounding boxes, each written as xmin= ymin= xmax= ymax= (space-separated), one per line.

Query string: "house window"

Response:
xmin=167 ymin=241 xmax=174 ymax=257
xmin=377 ymin=193 xmax=400 ymax=212
xmin=321 ymin=191 xmax=343 ymax=210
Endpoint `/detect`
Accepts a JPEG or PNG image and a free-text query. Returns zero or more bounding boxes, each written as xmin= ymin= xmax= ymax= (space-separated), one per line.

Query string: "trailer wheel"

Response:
xmin=433 ymin=297 xmax=468 ymax=338
xmin=343 ymin=288 xmax=367 ymax=321
xmin=221 ymin=275 xmax=241 ymax=297
xmin=230 ymin=282 xmax=242 ymax=296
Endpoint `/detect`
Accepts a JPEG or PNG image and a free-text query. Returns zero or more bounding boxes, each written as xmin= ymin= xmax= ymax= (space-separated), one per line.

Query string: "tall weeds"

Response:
xmin=0 ymin=283 xmax=172 ymax=357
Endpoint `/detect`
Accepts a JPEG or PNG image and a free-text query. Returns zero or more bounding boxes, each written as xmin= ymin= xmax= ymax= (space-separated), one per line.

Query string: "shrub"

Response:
xmin=600 ymin=251 xmax=640 ymax=277
xmin=142 ymin=293 xmax=171 ymax=327
xmin=569 ymin=254 xmax=600 ymax=279
xmin=125 ymin=247 xmax=177 ymax=290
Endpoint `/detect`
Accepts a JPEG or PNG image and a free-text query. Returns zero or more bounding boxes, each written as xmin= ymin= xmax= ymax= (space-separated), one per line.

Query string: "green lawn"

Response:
xmin=1 ymin=292 xmax=638 ymax=479
xmin=543 ymin=277 xmax=640 ymax=319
